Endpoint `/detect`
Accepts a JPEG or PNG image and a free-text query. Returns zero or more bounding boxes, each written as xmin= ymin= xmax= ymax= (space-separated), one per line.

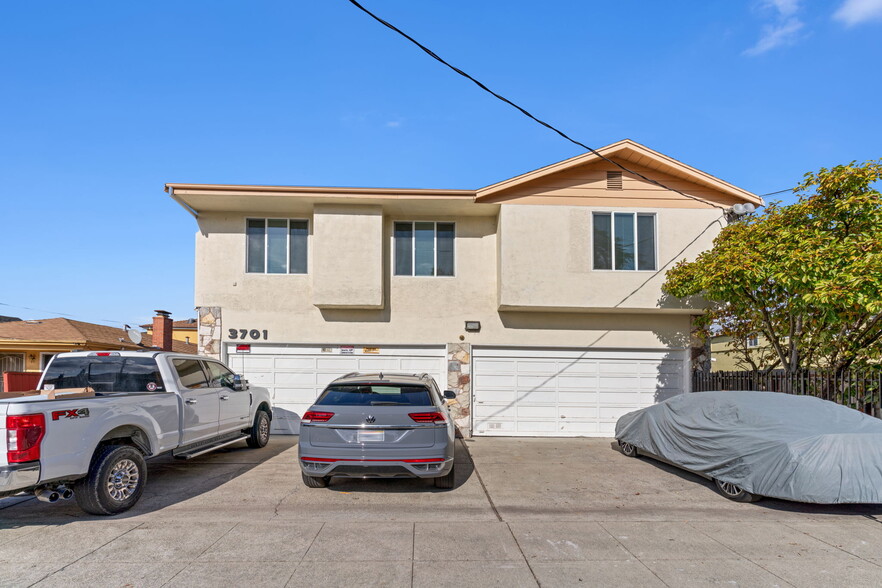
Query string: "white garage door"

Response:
xmin=226 ymin=344 xmax=446 ymax=434
xmin=473 ymin=347 xmax=687 ymax=437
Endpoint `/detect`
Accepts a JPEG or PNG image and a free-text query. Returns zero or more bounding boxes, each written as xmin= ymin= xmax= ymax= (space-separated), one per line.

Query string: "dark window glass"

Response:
xmin=246 ymin=219 xmax=265 ymax=273
xmin=614 ymin=213 xmax=635 ymax=270
xmin=637 ymin=214 xmax=656 ymax=271
xmin=173 ymin=359 xmax=209 ymax=389
xmin=42 ymin=357 xmax=165 ymax=393
xmin=289 ymin=220 xmax=308 ymax=274
xmin=394 ymin=222 xmax=413 ymax=276
xmin=266 ymin=219 xmax=288 ymax=274
xmin=593 ymin=213 xmax=612 ymax=270
xmin=316 ymin=384 xmax=433 ymax=406
xmin=436 ymin=223 xmax=455 ymax=276
xmin=205 ymin=361 xmax=236 ymax=388
xmin=414 ymin=222 xmax=435 ymax=276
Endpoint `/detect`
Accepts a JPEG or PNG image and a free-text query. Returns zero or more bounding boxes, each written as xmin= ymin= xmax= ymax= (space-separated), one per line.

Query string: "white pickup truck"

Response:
xmin=0 ymin=350 xmax=272 ymax=515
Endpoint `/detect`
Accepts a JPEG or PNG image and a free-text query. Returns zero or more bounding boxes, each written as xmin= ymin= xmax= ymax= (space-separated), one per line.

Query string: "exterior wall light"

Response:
xmin=730 ymin=203 xmax=756 ymax=216
xmin=464 ymin=321 xmax=481 ymax=332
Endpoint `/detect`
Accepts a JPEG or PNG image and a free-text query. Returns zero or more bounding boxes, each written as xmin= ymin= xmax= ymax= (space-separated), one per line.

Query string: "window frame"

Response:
xmin=392 ymin=220 xmax=456 ymax=278
xmin=591 ymin=211 xmax=658 ymax=272
xmin=244 ymin=217 xmax=309 ymax=275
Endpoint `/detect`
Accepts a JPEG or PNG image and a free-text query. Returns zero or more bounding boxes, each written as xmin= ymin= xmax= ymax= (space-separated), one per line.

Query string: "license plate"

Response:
xmin=357 ymin=430 xmax=385 ymax=443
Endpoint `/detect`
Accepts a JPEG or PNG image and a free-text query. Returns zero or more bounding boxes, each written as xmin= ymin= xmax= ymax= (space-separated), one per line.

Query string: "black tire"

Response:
xmin=618 ymin=440 xmax=639 ymax=457
xmin=433 ymin=463 xmax=456 ymax=489
xmin=74 ymin=445 xmax=146 ymax=516
xmin=246 ymin=409 xmax=271 ymax=448
xmin=302 ymin=471 xmax=329 ymax=488
xmin=714 ymin=478 xmax=762 ymax=503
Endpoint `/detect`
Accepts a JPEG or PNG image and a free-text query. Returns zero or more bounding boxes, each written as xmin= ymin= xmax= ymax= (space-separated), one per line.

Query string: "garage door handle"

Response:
xmin=185 ymin=399 xmax=197 ymax=405
xmin=220 ymin=395 xmax=230 ymax=401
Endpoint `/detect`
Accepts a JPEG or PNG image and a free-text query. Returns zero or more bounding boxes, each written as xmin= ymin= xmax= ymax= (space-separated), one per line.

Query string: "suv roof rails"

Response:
xmin=340 ymin=371 xmax=360 ymax=379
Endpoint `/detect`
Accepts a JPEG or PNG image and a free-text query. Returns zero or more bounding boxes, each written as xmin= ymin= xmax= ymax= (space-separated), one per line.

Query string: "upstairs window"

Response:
xmin=394 ymin=222 xmax=455 ymax=276
xmin=246 ymin=218 xmax=308 ymax=274
xmin=593 ymin=212 xmax=656 ymax=271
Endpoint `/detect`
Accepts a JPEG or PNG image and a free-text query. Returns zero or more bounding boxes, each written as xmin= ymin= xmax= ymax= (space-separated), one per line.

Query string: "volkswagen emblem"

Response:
xmin=365 ymin=415 xmax=376 ymax=424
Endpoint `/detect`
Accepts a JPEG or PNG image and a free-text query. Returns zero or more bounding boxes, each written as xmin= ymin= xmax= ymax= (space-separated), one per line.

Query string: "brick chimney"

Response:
xmin=153 ymin=310 xmax=173 ymax=351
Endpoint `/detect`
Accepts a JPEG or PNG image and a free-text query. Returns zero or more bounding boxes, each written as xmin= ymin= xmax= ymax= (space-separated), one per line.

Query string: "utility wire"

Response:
xmin=347 ymin=0 xmax=737 ymax=211
xmin=0 ymin=301 xmax=129 ymax=328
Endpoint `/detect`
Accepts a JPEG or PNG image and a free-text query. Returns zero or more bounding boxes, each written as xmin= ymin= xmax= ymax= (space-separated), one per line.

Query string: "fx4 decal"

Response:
xmin=51 ymin=408 xmax=90 ymax=421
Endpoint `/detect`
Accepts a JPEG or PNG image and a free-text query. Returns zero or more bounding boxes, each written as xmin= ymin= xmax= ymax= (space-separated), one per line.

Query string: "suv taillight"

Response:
xmin=408 ymin=412 xmax=446 ymax=423
xmin=6 ymin=413 xmax=46 ymax=463
xmin=302 ymin=411 xmax=334 ymax=423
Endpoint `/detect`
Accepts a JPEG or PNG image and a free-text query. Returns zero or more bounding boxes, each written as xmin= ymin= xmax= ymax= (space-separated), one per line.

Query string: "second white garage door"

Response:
xmin=226 ymin=344 xmax=446 ymax=434
xmin=472 ymin=347 xmax=687 ymax=437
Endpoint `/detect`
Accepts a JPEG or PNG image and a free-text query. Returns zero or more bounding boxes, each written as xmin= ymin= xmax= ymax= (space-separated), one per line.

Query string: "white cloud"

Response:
xmin=744 ymin=0 xmax=805 ymax=56
xmin=385 ymin=120 xmax=401 ymax=128
xmin=744 ymin=19 xmax=805 ymax=55
xmin=834 ymin=0 xmax=882 ymax=25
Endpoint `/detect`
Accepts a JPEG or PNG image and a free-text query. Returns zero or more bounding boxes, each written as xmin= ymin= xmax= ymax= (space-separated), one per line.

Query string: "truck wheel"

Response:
xmin=74 ymin=445 xmax=146 ymax=516
xmin=246 ymin=410 xmax=271 ymax=448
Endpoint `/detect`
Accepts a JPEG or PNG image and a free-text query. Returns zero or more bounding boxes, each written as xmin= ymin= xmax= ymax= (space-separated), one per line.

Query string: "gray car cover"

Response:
xmin=615 ymin=391 xmax=882 ymax=504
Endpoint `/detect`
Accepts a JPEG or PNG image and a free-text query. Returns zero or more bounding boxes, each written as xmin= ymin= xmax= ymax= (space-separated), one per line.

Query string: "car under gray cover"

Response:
xmin=615 ymin=390 xmax=882 ymax=504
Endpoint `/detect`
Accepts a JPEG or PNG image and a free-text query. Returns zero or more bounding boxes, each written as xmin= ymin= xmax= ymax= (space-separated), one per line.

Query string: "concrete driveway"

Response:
xmin=2 ymin=437 xmax=882 ymax=587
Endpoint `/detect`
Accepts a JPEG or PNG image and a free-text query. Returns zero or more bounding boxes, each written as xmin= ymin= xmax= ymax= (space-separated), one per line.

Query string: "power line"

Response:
xmin=346 ymin=0 xmax=732 ymax=211
xmin=0 ymin=301 xmax=129 ymax=327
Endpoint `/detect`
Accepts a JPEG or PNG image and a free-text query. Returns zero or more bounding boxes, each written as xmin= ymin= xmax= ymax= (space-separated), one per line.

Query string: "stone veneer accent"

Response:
xmin=446 ymin=342 xmax=472 ymax=437
xmin=197 ymin=306 xmax=222 ymax=360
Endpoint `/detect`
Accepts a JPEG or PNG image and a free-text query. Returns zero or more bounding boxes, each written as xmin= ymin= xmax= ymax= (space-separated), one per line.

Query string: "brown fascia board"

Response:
xmin=165 ymin=183 xmax=475 ymax=198
xmin=475 ymin=139 xmax=764 ymax=206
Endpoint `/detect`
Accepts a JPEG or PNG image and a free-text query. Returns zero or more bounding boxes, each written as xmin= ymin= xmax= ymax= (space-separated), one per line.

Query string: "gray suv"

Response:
xmin=298 ymin=372 xmax=457 ymax=489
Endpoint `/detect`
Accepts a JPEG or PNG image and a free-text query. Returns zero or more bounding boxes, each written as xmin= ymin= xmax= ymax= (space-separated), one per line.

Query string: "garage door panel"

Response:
xmin=516 ymin=390 xmax=557 ymax=404
xmin=316 ymin=357 xmax=360 ymax=370
xmin=559 ymin=406 xmax=598 ymax=419
xmin=516 ymin=375 xmax=558 ymax=390
xmin=273 ymin=357 xmax=315 ymax=370
xmin=517 ymin=405 xmax=556 ymax=419
xmin=474 ymin=347 xmax=686 ymax=438
xmin=478 ymin=374 xmax=516 ymax=388
xmin=274 ymin=372 xmax=317 ymax=386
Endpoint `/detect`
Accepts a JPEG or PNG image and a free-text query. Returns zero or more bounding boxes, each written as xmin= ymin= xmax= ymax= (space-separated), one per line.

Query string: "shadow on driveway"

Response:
xmin=0 ymin=437 xmax=295 ymax=525
xmin=608 ymin=441 xmax=882 ymax=517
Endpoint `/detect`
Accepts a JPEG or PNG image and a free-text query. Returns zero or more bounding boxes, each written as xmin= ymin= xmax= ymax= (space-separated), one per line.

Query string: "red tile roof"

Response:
xmin=0 ymin=318 xmax=198 ymax=354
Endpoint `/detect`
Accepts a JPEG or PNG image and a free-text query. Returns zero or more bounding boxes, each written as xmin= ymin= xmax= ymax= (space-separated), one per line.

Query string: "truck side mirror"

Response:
xmin=443 ymin=390 xmax=457 ymax=400
xmin=233 ymin=374 xmax=247 ymax=392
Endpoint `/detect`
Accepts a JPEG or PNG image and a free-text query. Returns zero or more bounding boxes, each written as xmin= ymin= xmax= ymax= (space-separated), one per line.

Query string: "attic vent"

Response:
xmin=607 ymin=171 xmax=623 ymax=190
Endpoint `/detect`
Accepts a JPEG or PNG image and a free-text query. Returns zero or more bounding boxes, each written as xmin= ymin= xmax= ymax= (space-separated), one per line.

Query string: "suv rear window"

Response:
xmin=316 ymin=384 xmax=433 ymax=406
xmin=42 ymin=357 xmax=165 ymax=393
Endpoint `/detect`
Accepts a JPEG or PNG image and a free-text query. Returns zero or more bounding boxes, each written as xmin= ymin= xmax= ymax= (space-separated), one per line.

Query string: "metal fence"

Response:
xmin=693 ymin=369 xmax=882 ymax=418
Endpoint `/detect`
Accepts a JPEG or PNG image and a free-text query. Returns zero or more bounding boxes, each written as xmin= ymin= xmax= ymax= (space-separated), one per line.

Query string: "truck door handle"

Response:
xmin=220 ymin=395 xmax=230 ymax=401
xmin=185 ymin=399 xmax=197 ymax=405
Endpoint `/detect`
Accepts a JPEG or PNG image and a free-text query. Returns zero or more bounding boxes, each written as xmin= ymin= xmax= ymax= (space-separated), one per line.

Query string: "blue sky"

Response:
xmin=1 ymin=0 xmax=880 ymax=328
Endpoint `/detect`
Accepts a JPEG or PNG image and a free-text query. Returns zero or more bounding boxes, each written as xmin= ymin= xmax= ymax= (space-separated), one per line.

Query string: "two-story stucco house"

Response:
xmin=166 ymin=140 xmax=762 ymax=437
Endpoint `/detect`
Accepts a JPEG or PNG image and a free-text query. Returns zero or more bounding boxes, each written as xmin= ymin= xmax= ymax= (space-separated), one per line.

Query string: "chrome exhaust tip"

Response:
xmin=57 ymin=485 xmax=73 ymax=500
xmin=35 ymin=487 xmax=60 ymax=503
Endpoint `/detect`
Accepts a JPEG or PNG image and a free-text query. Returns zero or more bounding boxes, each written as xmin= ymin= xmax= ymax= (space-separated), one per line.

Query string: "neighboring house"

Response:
xmin=711 ymin=334 xmax=795 ymax=372
xmin=0 ymin=314 xmax=197 ymax=392
xmin=166 ymin=139 xmax=762 ymax=437
xmin=141 ymin=317 xmax=199 ymax=345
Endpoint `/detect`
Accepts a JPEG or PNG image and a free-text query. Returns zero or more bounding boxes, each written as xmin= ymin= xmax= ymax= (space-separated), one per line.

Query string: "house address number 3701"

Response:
xmin=228 ymin=329 xmax=268 ymax=340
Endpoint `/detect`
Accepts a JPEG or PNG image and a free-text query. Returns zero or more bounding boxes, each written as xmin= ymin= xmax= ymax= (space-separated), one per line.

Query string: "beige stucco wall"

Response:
xmin=312 ymin=204 xmax=383 ymax=309
xmin=497 ymin=205 xmax=722 ymax=312
xmin=194 ymin=210 xmax=694 ymax=351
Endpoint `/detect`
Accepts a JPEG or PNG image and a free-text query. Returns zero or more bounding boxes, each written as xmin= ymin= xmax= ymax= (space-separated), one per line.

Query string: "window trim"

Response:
xmin=244 ymin=217 xmax=309 ymax=275
xmin=591 ymin=211 xmax=658 ymax=272
xmin=392 ymin=220 xmax=456 ymax=278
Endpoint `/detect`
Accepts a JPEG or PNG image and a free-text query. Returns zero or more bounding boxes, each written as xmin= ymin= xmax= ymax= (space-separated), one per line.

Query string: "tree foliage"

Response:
xmin=663 ymin=159 xmax=882 ymax=373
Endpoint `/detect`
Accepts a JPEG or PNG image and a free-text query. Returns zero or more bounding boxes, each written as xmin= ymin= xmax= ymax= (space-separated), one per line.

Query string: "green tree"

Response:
xmin=664 ymin=159 xmax=882 ymax=374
